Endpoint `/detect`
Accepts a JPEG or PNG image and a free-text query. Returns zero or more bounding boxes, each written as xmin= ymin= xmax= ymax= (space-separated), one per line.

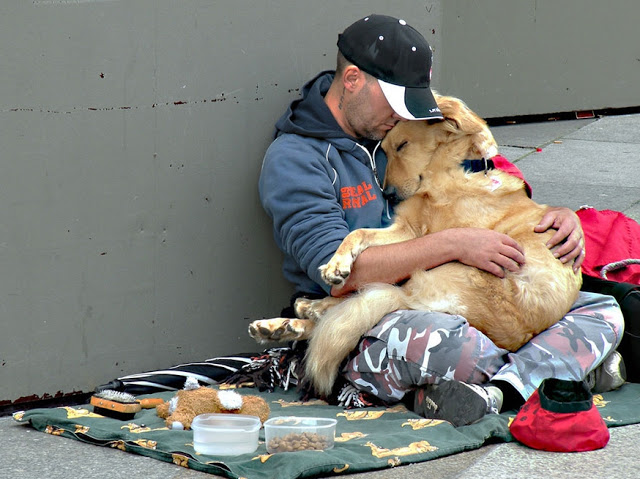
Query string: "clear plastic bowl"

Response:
xmin=264 ymin=416 xmax=337 ymax=453
xmin=191 ymin=413 xmax=261 ymax=456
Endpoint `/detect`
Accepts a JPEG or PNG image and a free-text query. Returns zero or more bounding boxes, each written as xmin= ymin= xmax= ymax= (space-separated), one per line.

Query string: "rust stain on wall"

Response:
xmin=3 ymin=96 xmax=228 ymax=115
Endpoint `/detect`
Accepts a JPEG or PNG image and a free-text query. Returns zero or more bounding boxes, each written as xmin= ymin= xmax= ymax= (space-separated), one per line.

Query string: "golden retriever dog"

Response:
xmin=249 ymin=95 xmax=583 ymax=397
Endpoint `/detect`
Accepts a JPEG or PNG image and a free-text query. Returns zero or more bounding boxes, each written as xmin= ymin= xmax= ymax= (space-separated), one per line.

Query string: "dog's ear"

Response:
xmin=438 ymin=97 xmax=474 ymax=134
xmin=437 ymin=96 xmax=483 ymax=131
xmin=443 ymin=117 xmax=461 ymax=132
xmin=434 ymin=96 xmax=460 ymax=132
xmin=437 ymin=95 xmax=498 ymax=158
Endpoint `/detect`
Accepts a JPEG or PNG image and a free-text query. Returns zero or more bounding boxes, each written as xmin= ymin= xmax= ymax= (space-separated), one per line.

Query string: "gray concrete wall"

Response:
xmin=1 ymin=0 xmax=638 ymax=404
xmin=0 ymin=1 xmax=442 ymax=404
xmin=439 ymin=0 xmax=640 ymax=117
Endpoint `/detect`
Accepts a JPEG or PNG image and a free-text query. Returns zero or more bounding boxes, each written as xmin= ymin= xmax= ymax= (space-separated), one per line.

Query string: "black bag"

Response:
xmin=581 ymin=274 xmax=640 ymax=383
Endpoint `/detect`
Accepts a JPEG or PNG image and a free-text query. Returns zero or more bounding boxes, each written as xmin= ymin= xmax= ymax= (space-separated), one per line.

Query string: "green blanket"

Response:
xmin=13 ymin=383 xmax=640 ymax=479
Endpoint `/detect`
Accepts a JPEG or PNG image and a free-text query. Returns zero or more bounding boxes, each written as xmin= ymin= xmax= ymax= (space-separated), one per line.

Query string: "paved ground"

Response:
xmin=2 ymin=113 xmax=639 ymax=478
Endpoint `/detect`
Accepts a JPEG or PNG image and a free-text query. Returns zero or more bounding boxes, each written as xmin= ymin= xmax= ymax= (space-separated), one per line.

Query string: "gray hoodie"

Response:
xmin=259 ymin=71 xmax=392 ymax=295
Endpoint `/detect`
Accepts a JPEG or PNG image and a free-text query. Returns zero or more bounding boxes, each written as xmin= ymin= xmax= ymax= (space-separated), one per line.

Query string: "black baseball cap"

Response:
xmin=337 ymin=14 xmax=443 ymax=121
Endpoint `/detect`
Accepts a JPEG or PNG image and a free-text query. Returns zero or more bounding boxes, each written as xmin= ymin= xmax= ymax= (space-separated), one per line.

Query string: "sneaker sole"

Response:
xmin=413 ymin=381 xmax=490 ymax=427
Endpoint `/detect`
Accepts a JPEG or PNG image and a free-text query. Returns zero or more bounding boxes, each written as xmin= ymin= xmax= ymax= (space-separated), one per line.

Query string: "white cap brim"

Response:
xmin=378 ymin=79 xmax=443 ymax=121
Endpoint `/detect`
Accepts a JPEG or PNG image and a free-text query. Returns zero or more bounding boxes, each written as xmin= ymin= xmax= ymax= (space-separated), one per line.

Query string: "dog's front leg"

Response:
xmin=319 ymin=222 xmax=416 ymax=286
xmin=294 ymin=296 xmax=345 ymax=320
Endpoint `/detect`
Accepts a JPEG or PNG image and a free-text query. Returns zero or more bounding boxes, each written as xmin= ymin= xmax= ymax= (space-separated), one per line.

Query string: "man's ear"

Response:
xmin=342 ymin=65 xmax=365 ymax=92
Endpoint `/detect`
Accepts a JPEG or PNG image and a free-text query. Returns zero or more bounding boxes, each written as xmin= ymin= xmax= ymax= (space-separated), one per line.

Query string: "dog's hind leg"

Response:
xmin=305 ymin=283 xmax=408 ymax=396
xmin=248 ymin=296 xmax=345 ymax=343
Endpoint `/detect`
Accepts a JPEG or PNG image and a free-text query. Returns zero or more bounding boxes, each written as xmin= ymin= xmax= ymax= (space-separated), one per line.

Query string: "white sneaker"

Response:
xmin=585 ymin=350 xmax=627 ymax=393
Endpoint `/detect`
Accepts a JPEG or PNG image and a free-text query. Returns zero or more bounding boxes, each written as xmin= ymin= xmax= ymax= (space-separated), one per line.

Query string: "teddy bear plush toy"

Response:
xmin=156 ymin=376 xmax=270 ymax=430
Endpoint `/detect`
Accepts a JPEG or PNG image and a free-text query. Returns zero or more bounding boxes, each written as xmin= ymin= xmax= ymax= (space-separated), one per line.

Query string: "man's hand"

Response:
xmin=452 ymin=228 xmax=526 ymax=278
xmin=535 ymin=206 xmax=584 ymax=273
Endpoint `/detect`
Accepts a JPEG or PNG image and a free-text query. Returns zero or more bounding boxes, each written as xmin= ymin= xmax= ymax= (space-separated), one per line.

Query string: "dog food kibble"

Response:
xmin=268 ymin=432 xmax=330 ymax=452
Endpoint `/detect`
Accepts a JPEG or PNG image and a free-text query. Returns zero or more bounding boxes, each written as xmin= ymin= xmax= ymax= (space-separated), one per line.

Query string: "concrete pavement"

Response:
xmin=2 ymin=113 xmax=639 ymax=478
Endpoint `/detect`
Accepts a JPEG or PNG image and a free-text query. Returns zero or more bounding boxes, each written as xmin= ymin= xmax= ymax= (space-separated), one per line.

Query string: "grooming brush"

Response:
xmin=90 ymin=390 xmax=164 ymax=420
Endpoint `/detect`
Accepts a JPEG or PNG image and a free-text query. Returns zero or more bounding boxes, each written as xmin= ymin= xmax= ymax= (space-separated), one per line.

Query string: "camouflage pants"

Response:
xmin=342 ymin=292 xmax=624 ymax=402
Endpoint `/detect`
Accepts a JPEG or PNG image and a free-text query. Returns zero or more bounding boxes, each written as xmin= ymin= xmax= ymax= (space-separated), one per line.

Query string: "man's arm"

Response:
xmin=331 ymin=227 xmax=525 ymax=297
xmin=331 ymin=206 xmax=584 ymax=297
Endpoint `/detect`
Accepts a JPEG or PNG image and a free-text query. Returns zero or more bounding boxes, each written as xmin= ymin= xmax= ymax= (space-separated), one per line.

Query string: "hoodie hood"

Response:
xmin=274 ymin=71 xmax=349 ymax=140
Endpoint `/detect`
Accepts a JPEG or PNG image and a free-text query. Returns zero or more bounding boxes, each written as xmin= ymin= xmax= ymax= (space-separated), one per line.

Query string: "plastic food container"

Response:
xmin=191 ymin=413 xmax=261 ymax=456
xmin=264 ymin=416 xmax=337 ymax=453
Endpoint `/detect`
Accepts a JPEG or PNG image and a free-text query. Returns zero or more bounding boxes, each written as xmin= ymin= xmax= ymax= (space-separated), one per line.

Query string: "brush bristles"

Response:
xmin=93 ymin=389 xmax=137 ymax=403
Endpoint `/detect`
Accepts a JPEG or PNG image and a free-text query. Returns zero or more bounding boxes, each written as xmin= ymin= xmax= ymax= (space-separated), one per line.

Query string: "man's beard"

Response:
xmin=344 ymin=82 xmax=388 ymax=141
xmin=357 ymin=126 xmax=386 ymax=141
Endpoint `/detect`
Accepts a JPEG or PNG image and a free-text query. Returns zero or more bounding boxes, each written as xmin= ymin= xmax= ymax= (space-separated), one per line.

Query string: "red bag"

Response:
xmin=577 ymin=207 xmax=640 ymax=285
xmin=510 ymin=378 xmax=609 ymax=452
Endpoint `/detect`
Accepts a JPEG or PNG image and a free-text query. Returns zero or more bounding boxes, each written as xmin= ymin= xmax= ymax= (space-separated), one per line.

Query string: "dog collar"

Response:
xmin=460 ymin=158 xmax=495 ymax=174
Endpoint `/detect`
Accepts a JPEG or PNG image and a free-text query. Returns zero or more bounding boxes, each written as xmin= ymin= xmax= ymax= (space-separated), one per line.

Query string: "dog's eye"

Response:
xmin=396 ymin=140 xmax=408 ymax=152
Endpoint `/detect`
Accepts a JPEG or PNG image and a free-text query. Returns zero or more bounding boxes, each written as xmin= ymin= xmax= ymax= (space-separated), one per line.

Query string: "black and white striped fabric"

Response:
xmin=96 ymin=352 xmax=262 ymax=395
xmin=97 ymin=345 xmax=384 ymax=409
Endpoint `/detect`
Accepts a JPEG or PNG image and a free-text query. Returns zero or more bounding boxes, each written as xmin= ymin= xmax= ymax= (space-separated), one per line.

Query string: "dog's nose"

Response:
xmin=383 ymin=186 xmax=401 ymax=206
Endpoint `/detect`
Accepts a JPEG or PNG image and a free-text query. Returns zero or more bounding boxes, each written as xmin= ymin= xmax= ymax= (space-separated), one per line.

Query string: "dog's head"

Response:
xmin=381 ymin=94 xmax=498 ymax=200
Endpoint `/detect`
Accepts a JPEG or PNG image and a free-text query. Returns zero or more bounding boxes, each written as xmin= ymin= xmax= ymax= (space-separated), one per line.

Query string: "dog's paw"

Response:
xmin=319 ymin=255 xmax=353 ymax=285
xmin=293 ymin=297 xmax=316 ymax=319
xmin=248 ymin=318 xmax=313 ymax=342
xmin=294 ymin=296 xmax=343 ymax=320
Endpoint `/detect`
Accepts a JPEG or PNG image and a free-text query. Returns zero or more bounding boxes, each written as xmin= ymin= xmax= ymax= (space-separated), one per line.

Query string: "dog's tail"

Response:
xmin=304 ymin=283 xmax=407 ymax=397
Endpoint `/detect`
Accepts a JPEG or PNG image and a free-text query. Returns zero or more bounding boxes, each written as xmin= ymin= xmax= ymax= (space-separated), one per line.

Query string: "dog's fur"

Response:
xmin=249 ymin=95 xmax=582 ymax=397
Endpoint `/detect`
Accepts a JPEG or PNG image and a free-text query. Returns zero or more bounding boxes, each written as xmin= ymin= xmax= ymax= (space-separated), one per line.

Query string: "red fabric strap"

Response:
xmin=491 ymin=154 xmax=533 ymax=198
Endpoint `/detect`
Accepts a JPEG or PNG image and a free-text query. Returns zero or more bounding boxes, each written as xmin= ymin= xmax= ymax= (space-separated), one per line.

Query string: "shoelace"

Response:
xmin=337 ymin=383 xmax=369 ymax=408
